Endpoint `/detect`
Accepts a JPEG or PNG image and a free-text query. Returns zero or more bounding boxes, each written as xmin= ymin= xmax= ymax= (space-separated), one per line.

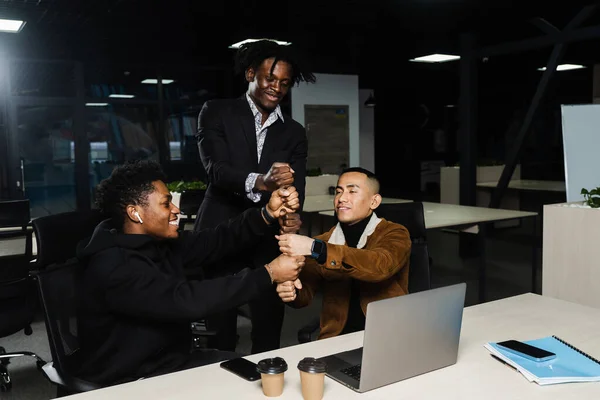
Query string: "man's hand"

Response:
xmin=266 ymin=254 xmax=305 ymax=283
xmin=266 ymin=186 xmax=300 ymax=220
xmin=256 ymin=162 xmax=295 ymax=192
xmin=276 ymin=279 xmax=303 ymax=302
xmin=276 ymin=233 xmax=314 ymax=257
xmin=278 ymin=212 xmax=302 ymax=234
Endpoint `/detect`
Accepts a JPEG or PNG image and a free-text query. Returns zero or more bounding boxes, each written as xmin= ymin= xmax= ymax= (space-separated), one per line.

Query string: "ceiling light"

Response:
xmin=0 ymin=18 xmax=25 ymax=33
xmin=228 ymin=38 xmax=292 ymax=49
xmin=85 ymin=103 xmax=109 ymax=107
xmin=141 ymin=79 xmax=175 ymax=84
xmin=409 ymin=54 xmax=460 ymax=63
xmin=108 ymin=94 xmax=135 ymax=99
xmin=537 ymin=64 xmax=586 ymax=71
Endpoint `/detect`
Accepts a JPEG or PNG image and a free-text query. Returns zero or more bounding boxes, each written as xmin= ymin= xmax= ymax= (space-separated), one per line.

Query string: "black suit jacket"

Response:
xmin=194 ymin=96 xmax=307 ymax=270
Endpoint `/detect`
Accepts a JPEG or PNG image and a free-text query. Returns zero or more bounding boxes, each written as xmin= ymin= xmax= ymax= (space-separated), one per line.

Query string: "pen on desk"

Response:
xmin=490 ymin=354 xmax=518 ymax=371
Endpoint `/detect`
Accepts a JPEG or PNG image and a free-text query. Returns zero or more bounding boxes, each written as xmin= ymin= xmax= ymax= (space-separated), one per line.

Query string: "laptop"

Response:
xmin=318 ymin=282 xmax=466 ymax=393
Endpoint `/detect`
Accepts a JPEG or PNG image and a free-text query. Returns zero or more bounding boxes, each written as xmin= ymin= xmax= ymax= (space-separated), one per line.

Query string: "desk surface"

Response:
xmin=320 ymin=201 xmax=537 ymax=229
xmin=303 ymin=195 xmax=411 ymax=213
xmin=477 ymin=179 xmax=566 ymax=192
xmin=64 ymin=293 xmax=600 ymax=399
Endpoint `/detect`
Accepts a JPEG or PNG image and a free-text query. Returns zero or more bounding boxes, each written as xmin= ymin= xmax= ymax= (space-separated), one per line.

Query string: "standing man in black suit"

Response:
xmin=193 ymin=39 xmax=316 ymax=353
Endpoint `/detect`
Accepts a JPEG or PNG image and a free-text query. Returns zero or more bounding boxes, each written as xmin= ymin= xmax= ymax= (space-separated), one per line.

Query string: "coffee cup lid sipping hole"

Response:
xmin=257 ymin=357 xmax=289 ymax=374
xmin=297 ymin=357 xmax=327 ymax=373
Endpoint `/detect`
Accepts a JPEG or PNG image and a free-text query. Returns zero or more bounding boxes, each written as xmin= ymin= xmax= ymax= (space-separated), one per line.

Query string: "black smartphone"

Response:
xmin=220 ymin=357 xmax=261 ymax=381
xmin=496 ymin=340 xmax=556 ymax=362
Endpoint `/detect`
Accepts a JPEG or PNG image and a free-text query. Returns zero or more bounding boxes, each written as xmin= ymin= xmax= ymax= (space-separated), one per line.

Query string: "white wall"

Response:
xmin=291 ymin=73 xmax=360 ymax=167
xmin=359 ymin=89 xmax=375 ymax=172
xmin=561 ymin=104 xmax=600 ymax=202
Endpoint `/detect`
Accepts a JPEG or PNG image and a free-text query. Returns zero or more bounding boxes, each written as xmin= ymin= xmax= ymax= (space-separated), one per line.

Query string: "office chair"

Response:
xmin=297 ymin=202 xmax=431 ymax=343
xmin=32 ymin=259 xmax=102 ymax=397
xmin=178 ymin=189 xmax=205 ymax=229
xmin=0 ymin=199 xmax=46 ymax=392
xmin=32 ymin=209 xmax=105 ymax=269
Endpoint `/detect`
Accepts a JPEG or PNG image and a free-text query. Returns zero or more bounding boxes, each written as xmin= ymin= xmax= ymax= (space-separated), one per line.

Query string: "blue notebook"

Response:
xmin=484 ymin=336 xmax=600 ymax=385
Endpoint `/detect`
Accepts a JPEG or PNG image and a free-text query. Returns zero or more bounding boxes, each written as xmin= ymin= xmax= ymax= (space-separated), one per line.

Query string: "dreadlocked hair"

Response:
xmin=234 ymin=39 xmax=316 ymax=86
xmin=95 ymin=159 xmax=167 ymax=228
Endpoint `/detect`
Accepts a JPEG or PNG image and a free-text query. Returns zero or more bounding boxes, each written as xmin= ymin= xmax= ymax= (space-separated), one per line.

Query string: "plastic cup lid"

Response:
xmin=297 ymin=357 xmax=327 ymax=373
xmin=257 ymin=357 xmax=288 ymax=374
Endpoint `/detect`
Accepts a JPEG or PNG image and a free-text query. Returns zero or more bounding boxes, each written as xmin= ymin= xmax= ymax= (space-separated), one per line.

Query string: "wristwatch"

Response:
xmin=311 ymin=239 xmax=325 ymax=260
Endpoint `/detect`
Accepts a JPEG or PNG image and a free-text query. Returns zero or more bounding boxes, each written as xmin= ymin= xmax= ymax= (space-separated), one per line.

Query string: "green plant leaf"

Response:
xmin=581 ymin=188 xmax=589 ymax=195
xmin=166 ymin=180 xmax=206 ymax=192
xmin=589 ymin=188 xmax=600 ymax=196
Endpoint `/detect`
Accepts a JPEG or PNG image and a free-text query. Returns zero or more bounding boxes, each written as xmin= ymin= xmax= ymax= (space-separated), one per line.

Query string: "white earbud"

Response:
xmin=134 ymin=211 xmax=143 ymax=224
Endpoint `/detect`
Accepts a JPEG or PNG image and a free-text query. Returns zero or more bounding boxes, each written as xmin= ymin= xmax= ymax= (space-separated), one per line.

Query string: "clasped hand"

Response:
xmin=275 ymin=233 xmax=313 ymax=257
xmin=267 ymin=186 xmax=300 ymax=219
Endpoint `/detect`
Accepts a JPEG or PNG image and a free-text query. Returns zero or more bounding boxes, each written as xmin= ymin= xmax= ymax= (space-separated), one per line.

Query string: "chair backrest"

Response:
xmin=32 ymin=259 xmax=100 ymax=392
xmin=0 ymin=199 xmax=30 ymax=228
xmin=32 ymin=209 xmax=105 ymax=268
xmin=376 ymin=202 xmax=431 ymax=293
xmin=179 ymin=189 xmax=205 ymax=217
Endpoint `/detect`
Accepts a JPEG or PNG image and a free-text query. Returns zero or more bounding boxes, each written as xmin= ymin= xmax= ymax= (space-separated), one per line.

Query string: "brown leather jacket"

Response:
xmin=291 ymin=214 xmax=411 ymax=339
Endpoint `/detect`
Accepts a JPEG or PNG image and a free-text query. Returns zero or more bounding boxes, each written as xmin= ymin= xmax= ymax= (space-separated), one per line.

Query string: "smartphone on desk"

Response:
xmin=220 ymin=357 xmax=261 ymax=381
xmin=497 ymin=340 xmax=556 ymax=362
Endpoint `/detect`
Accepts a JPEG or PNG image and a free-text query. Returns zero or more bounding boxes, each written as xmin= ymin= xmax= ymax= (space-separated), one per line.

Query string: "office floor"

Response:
xmin=0 ymin=216 xmax=540 ymax=399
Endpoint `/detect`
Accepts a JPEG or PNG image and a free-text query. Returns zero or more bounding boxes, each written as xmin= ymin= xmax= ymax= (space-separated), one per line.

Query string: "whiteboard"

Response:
xmin=561 ymin=104 xmax=600 ymax=202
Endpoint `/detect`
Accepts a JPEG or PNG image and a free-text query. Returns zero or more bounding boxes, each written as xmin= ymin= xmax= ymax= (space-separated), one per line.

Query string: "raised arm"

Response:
xmin=95 ymin=251 xmax=303 ymax=322
xmin=277 ymin=225 xmax=411 ymax=283
xmin=181 ymin=186 xmax=300 ymax=267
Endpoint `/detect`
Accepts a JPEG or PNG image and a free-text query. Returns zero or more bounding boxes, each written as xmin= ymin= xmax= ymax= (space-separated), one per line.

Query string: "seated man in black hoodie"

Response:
xmin=76 ymin=160 xmax=304 ymax=386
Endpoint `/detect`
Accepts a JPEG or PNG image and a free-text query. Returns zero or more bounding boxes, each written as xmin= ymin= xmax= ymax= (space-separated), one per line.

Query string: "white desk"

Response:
xmin=302 ymin=195 xmax=411 ymax=236
xmin=63 ymin=293 xmax=600 ymax=399
xmin=319 ymin=201 xmax=537 ymax=230
xmin=321 ymin=202 xmax=538 ymax=302
xmin=477 ymin=179 xmax=566 ymax=193
xmin=303 ymin=195 xmax=411 ymax=213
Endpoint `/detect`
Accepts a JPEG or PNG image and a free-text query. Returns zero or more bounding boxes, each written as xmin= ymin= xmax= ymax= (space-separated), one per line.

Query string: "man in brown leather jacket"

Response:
xmin=275 ymin=167 xmax=411 ymax=339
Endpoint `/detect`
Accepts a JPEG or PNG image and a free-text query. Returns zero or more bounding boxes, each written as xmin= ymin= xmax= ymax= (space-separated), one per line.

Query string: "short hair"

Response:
xmin=234 ymin=39 xmax=316 ymax=86
xmin=95 ymin=160 xmax=167 ymax=228
xmin=340 ymin=167 xmax=380 ymax=194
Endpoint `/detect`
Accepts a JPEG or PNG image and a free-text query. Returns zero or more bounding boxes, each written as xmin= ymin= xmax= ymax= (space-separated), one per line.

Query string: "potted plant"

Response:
xmin=580 ymin=186 xmax=600 ymax=208
xmin=542 ymin=184 xmax=600 ymax=309
xmin=166 ymin=180 xmax=207 ymax=210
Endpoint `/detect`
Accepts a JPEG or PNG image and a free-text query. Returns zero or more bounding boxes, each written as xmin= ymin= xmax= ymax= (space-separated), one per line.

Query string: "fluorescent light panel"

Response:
xmin=537 ymin=64 xmax=586 ymax=71
xmin=85 ymin=103 xmax=109 ymax=107
xmin=0 ymin=18 xmax=25 ymax=33
xmin=141 ymin=79 xmax=175 ymax=84
xmin=228 ymin=38 xmax=292 ymax=49
xmin=108 ymin=94 xmax=135 ymax=98
xmin=409 ymin=53 xmax=460 ymax=63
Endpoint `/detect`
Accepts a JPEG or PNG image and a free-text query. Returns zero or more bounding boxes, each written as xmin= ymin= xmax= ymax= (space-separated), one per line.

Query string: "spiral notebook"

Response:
xmin=484 ymin=336 xmax=600 ymax=385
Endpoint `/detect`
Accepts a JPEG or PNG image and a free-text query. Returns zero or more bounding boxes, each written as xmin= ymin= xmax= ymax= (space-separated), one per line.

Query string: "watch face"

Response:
xmin=313 ymin=240 xmax=325 ymax=254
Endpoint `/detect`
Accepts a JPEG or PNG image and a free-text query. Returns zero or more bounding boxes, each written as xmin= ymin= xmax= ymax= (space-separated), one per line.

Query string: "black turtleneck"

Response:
xmin=339 ymin=214 xmax=371 ymax=335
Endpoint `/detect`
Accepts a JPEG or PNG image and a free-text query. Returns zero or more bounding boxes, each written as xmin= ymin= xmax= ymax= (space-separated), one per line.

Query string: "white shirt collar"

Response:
xmin=246 ymin=93 xmax=284 ymax=123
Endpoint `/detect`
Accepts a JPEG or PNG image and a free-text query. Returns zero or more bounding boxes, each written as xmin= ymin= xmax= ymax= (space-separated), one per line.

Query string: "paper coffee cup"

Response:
xmin=257 ymin=357 xmax=288 ymax=397
xmin=297 ymin=357 xmax=327 ymax=400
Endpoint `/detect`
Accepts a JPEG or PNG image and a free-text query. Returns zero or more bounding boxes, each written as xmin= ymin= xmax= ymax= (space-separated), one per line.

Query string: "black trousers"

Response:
xmin=204 ymin=287 xmax=285 ymax=353
xmin=201 ymin=228 xmax=285 ymax=354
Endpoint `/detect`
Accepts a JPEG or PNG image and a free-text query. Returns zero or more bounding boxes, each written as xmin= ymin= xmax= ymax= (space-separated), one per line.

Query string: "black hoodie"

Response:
xmin=75 ymin=207 xmax=273 ymax=385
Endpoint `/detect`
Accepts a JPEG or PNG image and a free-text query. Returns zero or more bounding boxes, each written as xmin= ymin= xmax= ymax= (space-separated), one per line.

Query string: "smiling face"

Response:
xmin=131 ymin=180 xmax=180 ymax=240
xmin=246 ymin=57 xmax=293 ymax=115
xmin=334 ymin=172 xmax=382 ymax=225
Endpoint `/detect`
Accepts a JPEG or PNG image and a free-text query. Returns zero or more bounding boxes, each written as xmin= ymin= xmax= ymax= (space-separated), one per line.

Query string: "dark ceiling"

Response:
xmin=1 ymin=0 xmax=600 ymax=83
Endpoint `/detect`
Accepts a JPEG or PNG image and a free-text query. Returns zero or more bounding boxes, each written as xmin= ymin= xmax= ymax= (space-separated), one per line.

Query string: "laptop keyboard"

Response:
xmin=341 ymin=364 xmax=361 ymax=381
